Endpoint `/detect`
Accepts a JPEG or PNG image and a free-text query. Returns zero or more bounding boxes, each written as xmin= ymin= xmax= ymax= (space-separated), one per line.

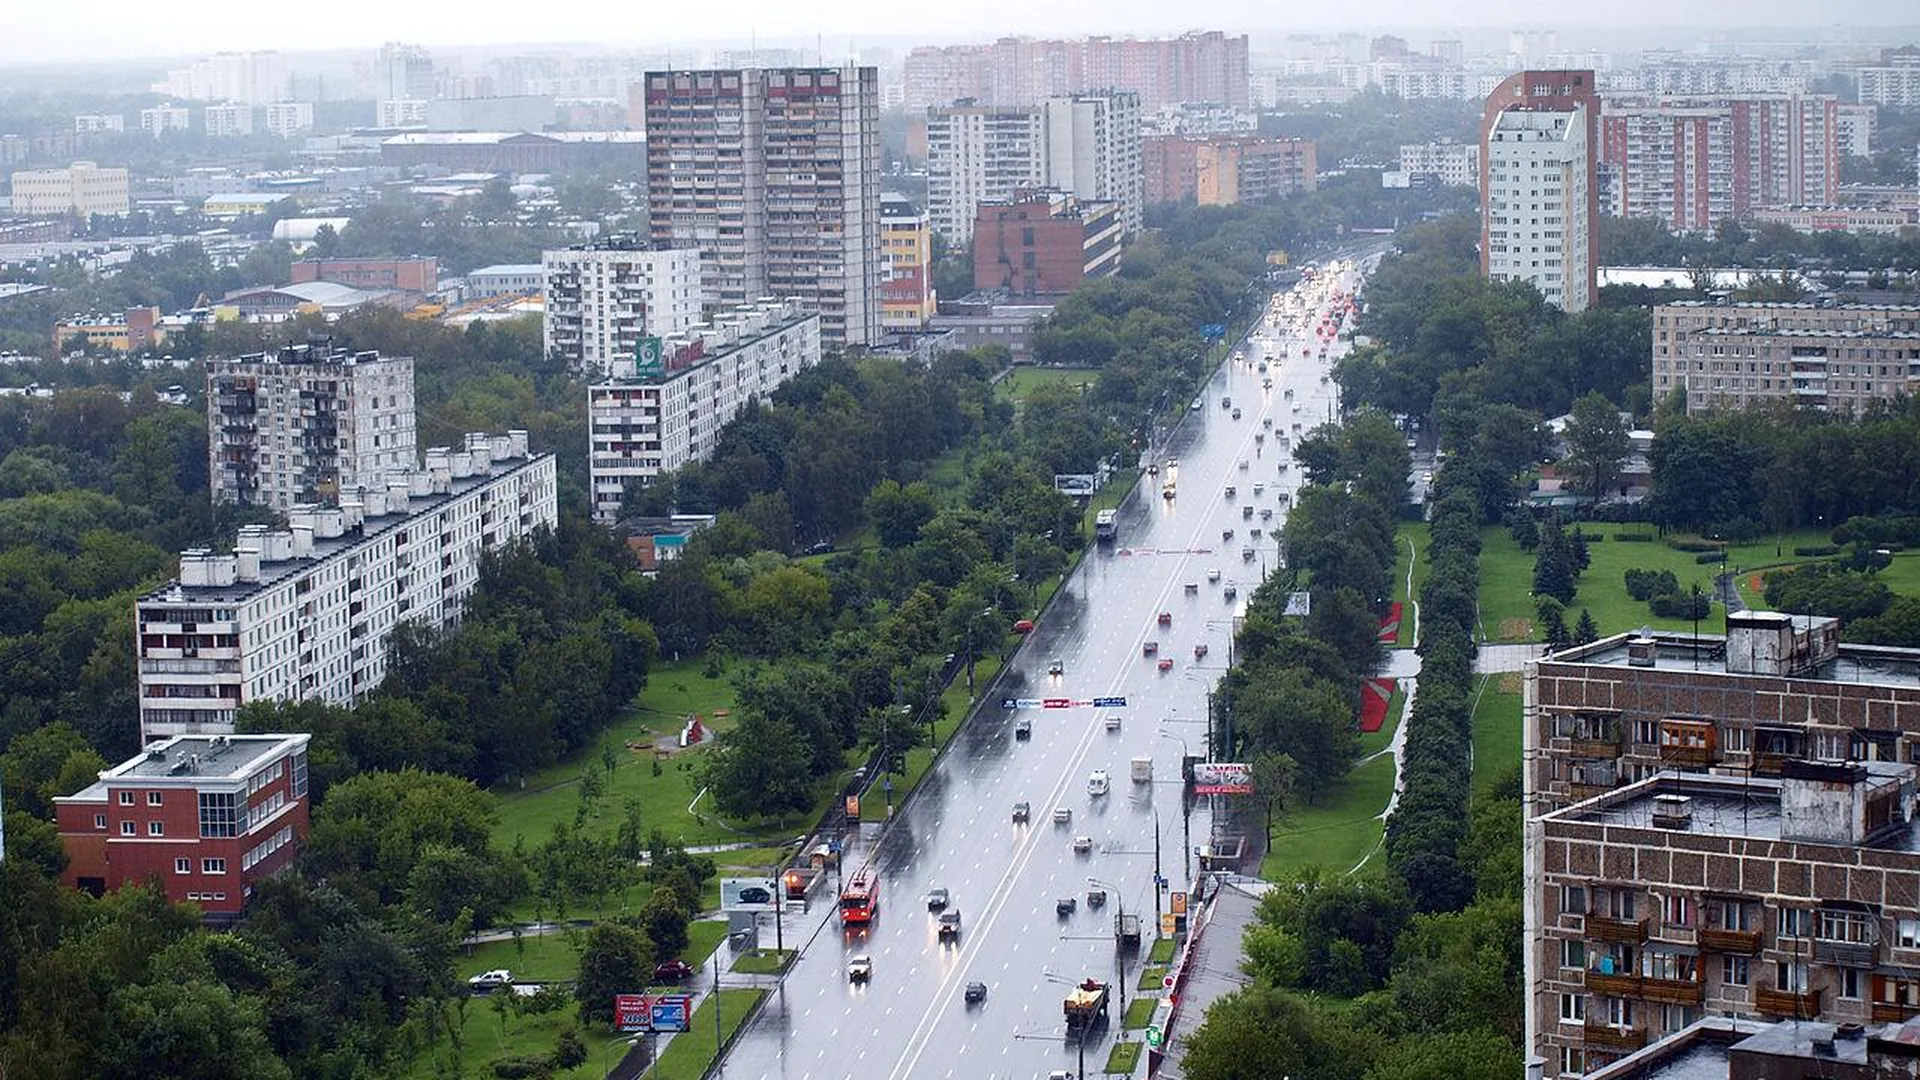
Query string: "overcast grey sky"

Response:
xmin=2 ymin=0 xmax=1911 ymax=65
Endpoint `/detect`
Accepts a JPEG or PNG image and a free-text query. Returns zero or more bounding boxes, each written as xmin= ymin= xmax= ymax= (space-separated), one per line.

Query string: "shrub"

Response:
xmin=1694 ymin=552 xmax=1727 ymax=564
xmin=1793 ymin=545 xmax=1840 ymax=557
xmin=1624 ymin=569 xmax=1679 ymax=601
xmin=1667 ymin=539 xmax=1721 ymax=553
xmin=491 ymin=1057 xmax=551 ymax=1079
xmin=1650 ymin=590 xmax=1711 ymax=619
xmin=1613 ymin=533 xmax=1656 ymax=542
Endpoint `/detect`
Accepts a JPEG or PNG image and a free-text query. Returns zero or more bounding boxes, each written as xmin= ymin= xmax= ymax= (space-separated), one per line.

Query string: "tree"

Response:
xmin=96 ymin=979 xmax=293 ymax=1080
xmin=701 ymin=710 xmax=814 ymax=821
xmin=865 ymin=478 xmax=938 ymax=548
xmin=302 ymin=769 xmax=500 ymax=907
xmin=1560 ymin=391 xmax=1631 ymax=499
xmin=638 ymin=889 xmax=691 ymax=960
xmin=1573 ymin=608 xmax=1599 ymax=646
xmin=1250 ymin=753 xmax=1298 ymax=846
xmin=575 ymin=923 xmax=649 ymax=1026
xmin=1180 ymin=985 xmax=1375 ymax=1080
xmin=1362 ymin=1030 xmax=1522 ymax=1080
xmin=1536 ymin=597 xmax=1570 ymax=651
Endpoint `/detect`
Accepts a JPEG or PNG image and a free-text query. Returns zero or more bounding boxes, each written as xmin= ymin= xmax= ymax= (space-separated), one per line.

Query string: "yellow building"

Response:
xmin=880 ymin=193 xmax=935 ymax=332
xmin=53 ymin=307 xmax=161 ymax=353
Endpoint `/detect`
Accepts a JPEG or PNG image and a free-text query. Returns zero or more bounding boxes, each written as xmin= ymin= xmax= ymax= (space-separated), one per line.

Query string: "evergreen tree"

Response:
xmin=1573 ymin=608 xmax=1599 ymax=646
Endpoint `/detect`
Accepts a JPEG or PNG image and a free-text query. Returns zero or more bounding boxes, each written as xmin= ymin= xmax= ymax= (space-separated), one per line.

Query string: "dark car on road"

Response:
xmin=654 ymin=959 xmax=694 ymax=982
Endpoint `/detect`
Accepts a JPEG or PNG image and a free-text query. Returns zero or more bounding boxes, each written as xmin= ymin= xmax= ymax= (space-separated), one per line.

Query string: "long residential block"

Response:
xmin=1650 ymin=300 xmax=1920 ymax=415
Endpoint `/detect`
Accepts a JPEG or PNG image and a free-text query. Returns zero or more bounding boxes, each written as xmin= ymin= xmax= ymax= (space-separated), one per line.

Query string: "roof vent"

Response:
xmin=1836 ymin=1022 xmax=1866 ymax=1040
xmin=1651 ymin=793 xmax=1693 ymax=829
xmin=1626 ymin=636 xmax=1658 ymax=667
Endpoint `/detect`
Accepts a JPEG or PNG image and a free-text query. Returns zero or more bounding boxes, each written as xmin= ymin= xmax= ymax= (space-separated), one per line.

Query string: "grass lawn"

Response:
xmin=457 ymin=930 xmax=586 ymax=983
xmin=996 ymin=366 xmax=1100 ymax=407
xmin=1470 ymin=674 xmax=1523 ymax=792
xmin=1106 ymin=1040 xmax=1144 ymax=1074
xmin=732 ymin=948 xmax=794 ymax=975
xmin=1475 ymin=526 xmax=1840 ymax=644
xmin=1258 ymin=739 xmax=1397 ymax=880
xmin=1138 ymin=964 xmax=1168 ymax=992
xmin=650 ymin=988 xmax=767 ymax=1080
xmin=399 ymin=998 xmax=630 ymax=1080
xmin=1148 ymin=937 xmax=1176 ymax=964
xmin=1390 ymin=522 xmax=1431 ymax=648
xmin=1123 ymin=997 xmax=1156 ymax=1029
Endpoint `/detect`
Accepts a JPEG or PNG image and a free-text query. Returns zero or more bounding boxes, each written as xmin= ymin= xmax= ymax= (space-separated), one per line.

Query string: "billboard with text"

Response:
xmin=1191 ymin=762 xmax=1252 ymax=795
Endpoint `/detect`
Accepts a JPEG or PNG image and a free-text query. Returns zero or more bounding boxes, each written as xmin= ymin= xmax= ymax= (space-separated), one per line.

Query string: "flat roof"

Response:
xmin=1550 ymin=630 xmax=1920 ymax=689
xmin=1556 ymin=767 xmax=1920 ymax=852
xmin=469 ymin=264 xmax=544 ymax=276
xmin=136 ymin=451 xmax=553 ymax=607
xmin=590 ymin=309 xmax=817 ymax=388
xmin=59 ymin=733 xmax=310 ymax=803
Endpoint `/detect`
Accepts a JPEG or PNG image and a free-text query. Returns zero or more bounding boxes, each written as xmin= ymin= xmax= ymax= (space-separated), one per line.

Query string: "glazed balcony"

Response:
xmin=1756 ymin=987 xmax=1821 ymax=1017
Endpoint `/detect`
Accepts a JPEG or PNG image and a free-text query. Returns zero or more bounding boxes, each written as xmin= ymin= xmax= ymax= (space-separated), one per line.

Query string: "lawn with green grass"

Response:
xmin=1390 ymin=522 xmax=1431 ymax=648
xmin=1258 ymin=736 xmax=1397 ymax=880
xmin=1123 ymin=997 xmax=1156 ymax=1029
xmin=1148 ymin=937 xmax=1176 ymax=964
xmin=996 ymin=366 xmax=1099 ymax=407
xmin=1106 ymin=1040 xmax=1144 ymax=1074
xmin=1138 ymin=964 xmax=1168 ymax=992
xmin=1470 ymin=674 xmax=1523 ymax=791
xmin=1476 ymin=526 xmax=1840 ymax=643
xmin=650 ymin=988 xmax=767 ymax=1080
xmin=456 ymin=929 xmax=586 ymax=984
xmin=732 ymin=948 xmax=794 ymax=975
xmin=400 ymin=997 xmax=629 ymax=1080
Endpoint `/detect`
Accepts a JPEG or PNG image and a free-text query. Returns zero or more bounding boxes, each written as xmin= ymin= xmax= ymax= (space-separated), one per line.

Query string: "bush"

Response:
xmin=1624 ymin=569 xmax=1678 ymax=601
xmin=490 ymin=1057 xmax=552 ymax=1079
xmin=1794 ymin=545 xmax=1840 ymax=557
xmin=1613 ymin=533 xmax=1656 ymax=542
xmin=1650 ymin=591 xmax=1711 ymax=619
xmin=1667 ymin=538 xmax=1721 ymax=553
xmin=1694 ymin=552 xmax=1727 ymax=564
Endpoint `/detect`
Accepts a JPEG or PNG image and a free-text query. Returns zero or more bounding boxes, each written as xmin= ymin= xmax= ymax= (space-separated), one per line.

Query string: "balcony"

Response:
xmin=1660 ymin=744 xmax=1719 ymax=767
xmin=1589 ymin=917 xmax=1649 ymax=944
xmin=1699 ymin=928 xmax=1762 ymax=954
xmin=1643 ymin=977 xmax=1705 ymax=1006
xmin=1756 ymin=987 xmax=1821 ymax=1017
xmin=1586 ymin=970 xmax=1641 ymax=997
xmin=1873 ymin=1002 xmax=1919 ymax=1024
xmin=1814 ymin=939 xmax=1878 ymax=969
xmin=1583 ymin=1021 xmax=1648 ymax=1053
xmin=1569 ymin=735 xmax=1623 ymax=759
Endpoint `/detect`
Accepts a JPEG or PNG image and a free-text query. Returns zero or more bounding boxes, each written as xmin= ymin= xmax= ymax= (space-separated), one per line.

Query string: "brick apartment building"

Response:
xmin=55 ymin=733 xmax=311 ymax=921
xmin=972 ymin=192 xmax=1122 ymax=297
xmin=1650 ymin=300 xmax=1920 ymax=415
xmin=1524 ymin=614 xmax=1920 ymax=1076
xmin=1142 ymin=135 xmax=1317 ymax=205
xmin=290 ymin=257 xmax=439 ymax=294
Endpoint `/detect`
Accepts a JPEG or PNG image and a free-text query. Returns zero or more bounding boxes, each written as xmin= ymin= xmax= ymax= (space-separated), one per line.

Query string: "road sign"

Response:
xmin=1146 ymin=1025 xmax=1165 ymax=1048
xmin=650 ymin=994 xmax=693 ymax=1033
xmin=1162 ymin=973 xmax=1175 ymax=989
xmin=1160 ymin=912 xmax=1178 ymax=935
xmin=1171 ymin=891 xmax=1188 ymax=915
xmin=1091 ymin=696 xmax=1128 ymax=708
xmin=614 ymin=994 xmax=649 ymax=1033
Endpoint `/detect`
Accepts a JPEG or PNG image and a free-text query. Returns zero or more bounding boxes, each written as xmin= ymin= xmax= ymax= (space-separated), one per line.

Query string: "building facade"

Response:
xmin=204 ymin=104 xmax=254 ymax=138
xmin=137 ymin=434 xmax=557 ymax=743
xmin=586 ymin=300 xmax=822 ymax=521
xmin=1836 ymin=103 xmax=1876 ymax=159
xmin=290 ymin=257 xmax=439 ymax=294
xmin=926 ymin=92 xmax=1142 ymax=245
xmin=880 ymin=193 xmax=935 ymax=332
xmin=1650 ymin=301 xmax=1920 ymax=415
xmin=55 ymin=733 xmax=311 ymax=920
xmin=542 ymin=239 xmax=703 ymax=375
xmin=643 ymin=67 xmax=882 ymax=349
xmin=1597 ymin=95 xmax=1839 ymax=232
xmin=972 ymin=192 xmax=1123 ymax=296
xmin=205 ymin=344 xmax=418 ymax=511
xmin=1399 ymin=140 xmax=1482 ymax=187
xmin=1750 ymin=205 xmax=1914 ymax=235
xmin=1522 ymin=617 xmax=1920 ymax=1076
xmin=262 ymin=102 xmax=315 ymax=138
xmin=140 ymin=105 xmax=191 ymax=137
xmin=54 ymin=307 xmax=161 ymax=353
xmin=464 ymin=264 xmax=544 ymax=299
xmin=1143 ymin=135 xmax=1317 ymax=206
xmin=1858 ymin=63 xmax=1920 ymax=109
xmin=1482 ymin=70 xmax=1600 ymax=314
xmin=9 ymin=161 xmax=131 ymax=217
xmin=902 ymin=31 xmax=1248 ymax=112
xmin=156 ymin=51 xmax=291 ymax=105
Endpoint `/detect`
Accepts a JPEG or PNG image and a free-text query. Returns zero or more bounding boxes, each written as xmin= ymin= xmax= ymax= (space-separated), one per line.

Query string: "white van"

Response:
xmin=1087 ymin=771 xmax=1110 ymax=797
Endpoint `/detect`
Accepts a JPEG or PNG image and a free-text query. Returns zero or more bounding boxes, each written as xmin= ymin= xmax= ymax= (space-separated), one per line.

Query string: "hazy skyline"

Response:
xmin=3 ymin=0 xmax=1914 ymax=67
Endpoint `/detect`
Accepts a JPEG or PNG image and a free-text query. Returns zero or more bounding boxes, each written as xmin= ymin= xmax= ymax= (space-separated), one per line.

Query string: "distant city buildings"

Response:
xmin=643 ymin=66 xmax=883 ymax=349
xmin=53 ymin=307 xmax=161 ymax=353
xmin=139 ymin=105 xmax=191 ymax=138
xmin=8 ymin=161 xmax=130 ymax=217
xmin=1398 ymin=140 xmax=1482 ymax=188
xmin=1650 ymin=300 xmax=1920 ymax=415
xmin=290 ymin=257 xmax=439 ymax=294
xmin=1142 ymin=135 xmax=1317 ymax=206
xmin=1597 ymin=94 xmax=1840 ymax=232
xmin=926 ymin=92 xmax=1142 ymax=245
xmin=1481 ymin=70 xmax=1600 ymax=314
xmin=972 ymin=191 xmax=1123 ymax=297
xmin=586 ymin=299 xmax=822 ymax=521
xmin=378 ymin=131 xmax=646 ymax=173
xmin=203 ymin=104 xmax=254 ymax=139
xmin=1836 ymin=103 xmax=1877 ymax=158
xmin=205 ymin=342 xmax=417 ymax=512
xmin=72 ymin=114 xmax=125 ymax=135
xmin=1857 ymin=47 xmax=1920 ymax=109
xmin=55 ymin=733 xmax=312 ymax=921
xmin=261 ymin=103 xmax=315 ymax=139
xmin=464 ymin=264 xmax=544 ymax=299
xmin=155 ymin=51 xmax=292 ymax=105
xmin=542 ymin=238 xmax=703 ymax=375
xmin=138 ymin=433 xmax=556 ymax=743
xmin=879 ymin=193 xmax=935 ymax=332
xmin=903 ymin=31 xmax=1249 ymax=112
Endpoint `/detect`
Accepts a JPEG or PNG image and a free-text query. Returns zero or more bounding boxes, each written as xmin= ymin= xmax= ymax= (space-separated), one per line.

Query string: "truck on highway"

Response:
xmin=1094 ymin=509 xmax=1117 ymax=542
xmin=1131 ymin=757 xmax=1153 ymax=783
xmin=1063 ymin=978 xmax=1110 ymax=1033
xmin=1115 ymin=912 xmax=1142 ymax=948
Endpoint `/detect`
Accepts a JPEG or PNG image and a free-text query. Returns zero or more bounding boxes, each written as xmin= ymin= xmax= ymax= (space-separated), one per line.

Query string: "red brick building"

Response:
xmin=972 ymin=192 xmax=1122 ymax=297
xmin=55 ymin=733 xmax=311 ymax=922
xmin=290 ymin=256 xmax=439 ymax=294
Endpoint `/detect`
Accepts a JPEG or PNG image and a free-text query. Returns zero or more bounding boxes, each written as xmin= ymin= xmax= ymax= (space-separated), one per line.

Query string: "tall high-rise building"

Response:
xmin=1481 ymin=70 xmax=1599 ymax=313
xmin=154 ymin=51 xmax=290 ymax=105
xmin=378 ymin=42 xmax=437 ymax=101
xmin=542 ymin=238 xmax=704 ymax=375
xmin=644 ymin=67 xmax=882 ymax=349
xmin=1598 ymin=94 xmax=1840 ymax=231
xmin=926 ymin=92 xmax=1142 ymax=247
xmin=879 ymin=194 xmax=935 ymax=332
xmin=205 ymin=343 xmax=417 ymax=512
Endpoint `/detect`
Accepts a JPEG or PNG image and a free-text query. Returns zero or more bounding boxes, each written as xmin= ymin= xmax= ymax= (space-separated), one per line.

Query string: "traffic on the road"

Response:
xmin=713 ymin=255 xmax=1377 ymax=1080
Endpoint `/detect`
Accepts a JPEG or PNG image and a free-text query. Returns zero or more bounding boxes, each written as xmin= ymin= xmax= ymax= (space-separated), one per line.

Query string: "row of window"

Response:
xmin=242 ymin=824 xmax=295 ymax=871
xmin=1561 ymin=885 xmax=1918 ymax=944
xmin=174 ymin=857 xmax=227 ymax=874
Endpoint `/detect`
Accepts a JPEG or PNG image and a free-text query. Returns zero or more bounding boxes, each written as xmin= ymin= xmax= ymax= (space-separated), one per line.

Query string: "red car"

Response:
xmin=1157 ymin=612 xmax=1172 ymax=626
xmin=1013 ymin=619 xmax=1035 ymax=634
xmin=1157 ymin=658 xmax=1174 ymax=672
xmin=654 ymin=959 xmax=695 ymax=982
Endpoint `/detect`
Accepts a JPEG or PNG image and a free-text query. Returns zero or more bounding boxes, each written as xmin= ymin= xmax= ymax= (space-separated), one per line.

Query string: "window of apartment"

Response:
xmin=1561 ymin=1046 xmax=1585 ymax=1077
xmin=1818 ymin=908 xmax=1875 ymax=944
xmin=1600 ymin=997 xmax=1635 ymax=1028
xmin=1724 ymin=726 xmax=1751 ymax=753
xmin=1562 ymin=939 xmax=1587 ymax=970
xmin=119 ymin=790 xmax=134 ymax=806
xmin=1840 ymin=969 xmax=1864 ymax=1000
xmin=1633 ymin=719 xmax=1658 ymax=746
xmin=93 ymin=813 xmax=106 ymax=829
xmin=1561 ymin=885 xmax=1588 ymax=916
xmin=1777 ymin=961 xmax=1810 ymax=993
xmin=174 ymin=857 xmax=191 ymax=874
xmin=147 ymin=791 xmax=164 ymax=806
xmin=1779 ymin=908 xmax=1811 ymax=938
xmin=1896 ymin=918 xmax=1920 ymax=949
xmin=1663 ymin=1005 xmax=1700 ymax=1031
xmin=1664 ymin=895 xmax=1695 ymax=929
xmin=1723 ymin=956 xmax=1750 ymax=986
xmin=148 ymin=820 xmax=165 ymax=836
xmin=120 ymin=820 xmax=135 ymax=836
xmin=202 ymin=858 xmax=226 ymax=875
xmin=198 ymin=791 xmax=237 ymax=838
xmin=1643 ymin=949 xmax=1697 ymax=983
xmin=1596 ymin=887 xmax=1637 ymax=920
xmin=1715 ymin=899 xmax=1758 ymax=932
xmin=1560 ymin=993 xmax=1585 ymax=1023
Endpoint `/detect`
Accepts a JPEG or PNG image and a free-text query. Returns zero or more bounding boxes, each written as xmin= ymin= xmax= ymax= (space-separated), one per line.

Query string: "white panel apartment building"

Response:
xmin=204 ymin=104 xmax=255 ymax=138
xmin=9 ymin=162 xmax=131 ymax=217
xmin=543 ymin=240 xmax=703 ymax=376
xmin=262 ymin=102 xmax=315 ymax=138
xmin=926 ymin=92 xmax=1143 ymax=247
xmin=136 ymin=433 xmax=558 ymax=742
xmin=207 ymin=344 xmax=418 ymax=512
xmin=1399 ymin=140 xmax=1481 ymax=187
xmin=1485 ymin=106 xmax=1594 ymax=314
xmin=588 ymin=300 xmax=822 ymax=521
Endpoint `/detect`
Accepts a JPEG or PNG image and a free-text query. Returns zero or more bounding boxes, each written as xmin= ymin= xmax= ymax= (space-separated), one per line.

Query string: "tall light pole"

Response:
xmin=1087 ymin=877 xmax=1131 ymax=1039
xmin=1159 ymin=731 xmax=1195 ymax=885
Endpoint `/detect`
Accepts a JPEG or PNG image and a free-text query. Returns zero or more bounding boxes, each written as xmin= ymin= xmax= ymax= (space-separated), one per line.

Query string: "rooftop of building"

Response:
xmin=1550 ymin=763 xmax=1919 ymax=851
xmin=1586 ymin=1016 xmax=1920 ymax=1079
xmin=1544 ymin=621 xmax=1920 ymax=689
xmin=592 ymin=299 xmax=816 ymax=387
xmin=137 ymin=436 xmax=546 ymax=606
xmin=467 ymin=264 xmax=544 ymax=277
xmin=57 ymin=733 xmax=310 ymax=803
xmin=208 ymin=338 xmax=408 ymax=369
xmin=1660 ymin=298 xmax=1920 ymax=313
xmin=221 ymin=281 xmax=394 ymax=308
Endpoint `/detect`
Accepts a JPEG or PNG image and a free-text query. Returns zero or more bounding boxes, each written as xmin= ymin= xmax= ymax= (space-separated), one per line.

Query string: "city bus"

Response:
xmin=1094 ymin=509 xmax=1117 ymax=542
xmin=840 ymin=866 xmax=880 ymax=925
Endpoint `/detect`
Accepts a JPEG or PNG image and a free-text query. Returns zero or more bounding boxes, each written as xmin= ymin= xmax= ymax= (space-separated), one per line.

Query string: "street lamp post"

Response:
xmin=1088 ymin=877 xmax=1130 ymax=1040
xmin=1159 ymin=732 xmax=1195 ymax=885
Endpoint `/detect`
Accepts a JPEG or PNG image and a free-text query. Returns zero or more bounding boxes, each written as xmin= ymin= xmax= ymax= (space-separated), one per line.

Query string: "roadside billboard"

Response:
xmin=1191 ymin=762 xmax=1252 ymax=795
xmin=614 ymin=994 xmax=649 ymax=1032
xmin=1053 ymin=473 xmax=1098 ymax=495
xmin=720 ymin=877 xmax=779 ymax=913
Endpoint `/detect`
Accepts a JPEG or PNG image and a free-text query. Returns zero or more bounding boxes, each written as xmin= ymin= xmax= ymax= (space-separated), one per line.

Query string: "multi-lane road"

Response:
xmin=715 ymin=257 xmax=1375 ymax=1080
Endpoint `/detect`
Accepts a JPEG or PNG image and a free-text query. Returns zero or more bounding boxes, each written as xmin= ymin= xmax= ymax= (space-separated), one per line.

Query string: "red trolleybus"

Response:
xmin=840 ymin=867 xmax=880 ymax=926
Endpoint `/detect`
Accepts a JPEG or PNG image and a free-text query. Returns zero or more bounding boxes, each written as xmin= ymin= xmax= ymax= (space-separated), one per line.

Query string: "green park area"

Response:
xmin=1388 ymin=522 xmax=1430 ymax=647
xmin=650 ymin=989 xmax=768 ymax=1080
xmin=1258 ymin=724 xmax=1398 ymax=881
xmin=1470 ymin=675 xmax=1523 ymax=792
xmin=996 ymin=365 xmax=1101 ymax=407
xmin=1105 ymin=1039 xmax=1144 ymax=1074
